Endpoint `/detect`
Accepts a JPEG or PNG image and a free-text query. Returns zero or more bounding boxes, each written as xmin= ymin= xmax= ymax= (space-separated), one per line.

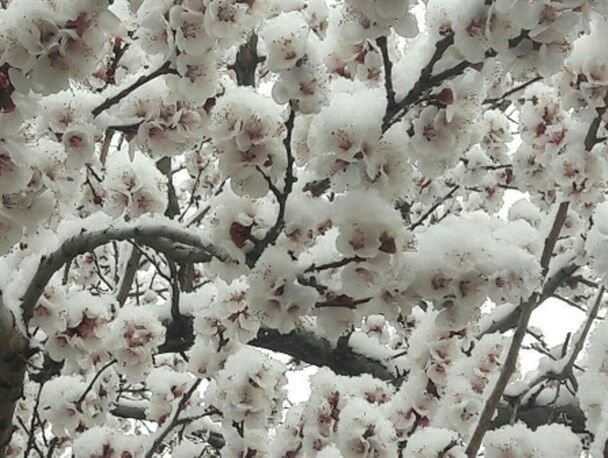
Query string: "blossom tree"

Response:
xmin=1 ymin=0 xmax=608 ymax=456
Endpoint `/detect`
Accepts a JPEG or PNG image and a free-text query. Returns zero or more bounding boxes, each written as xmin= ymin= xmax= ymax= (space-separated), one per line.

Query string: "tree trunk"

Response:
xmin=0 ymin=304 xmax=27 ymax=456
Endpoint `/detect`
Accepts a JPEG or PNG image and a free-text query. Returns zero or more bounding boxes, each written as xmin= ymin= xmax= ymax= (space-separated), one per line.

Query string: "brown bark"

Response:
xmin=0 ymin=303 xmax=27 ymax=456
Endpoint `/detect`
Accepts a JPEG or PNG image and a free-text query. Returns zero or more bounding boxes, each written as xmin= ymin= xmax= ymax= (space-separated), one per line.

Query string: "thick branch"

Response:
xmin=20 ymin=225 xmax=220 ymax=325
xmin=493 ymin=401 xmax=587 ymax=434
xmin=252 ymin=329 xmax=394 ymax=380
xmin=228 ymin=33 xmax=264 ymax=87
xmin=0 ymin=301 xmax=27 ymax=455
xmin=156 ymin=157 xmax=180 ymax=219
xmin=160 ymin=319 xmax=394 ymax=381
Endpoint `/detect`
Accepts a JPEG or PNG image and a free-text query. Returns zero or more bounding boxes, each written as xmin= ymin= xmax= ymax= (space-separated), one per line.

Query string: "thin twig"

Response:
xmin=178 ymin=168 xmax=204 ymax=223
xmin=562 ymin=286 xmax=605 ymax=390
xmin=483 ymin=76 xmax=543 ymax=108
xmin=245 ymin=107 xmax=297 ymax=267
xmin=382 ymin=33 xmax=456 ymax=131
xmin=409 ymin=186 xmax=459 ymax=231
xmin=144 ymin=379 xmax=203 ymax=458
xmin=92 ymin=61 xmax=177 ymax=117
xmin=305 ymin=256 xmax=363 ymax=273
xmin=24 ymin=383 xmax=44 ymax=457
xmin=76 ymin=360 xmax=116 ymax=405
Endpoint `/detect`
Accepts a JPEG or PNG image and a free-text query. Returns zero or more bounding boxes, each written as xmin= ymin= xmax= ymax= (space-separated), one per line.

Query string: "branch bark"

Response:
xmin=251 ymin=329 xmax=394 ymax=381
xmin=144 ymin=379 xmax=202 ymax=457
xmin=466 ymin=201 xmax=571 ymax=457
xmin=92 ymin=61 xmax=177 ymax=117
xmin=540 ymin=202 xmax=569 ymax=276
xmin=377 ymin=35 xmax=396 ymax=108
xmin=246 ymin=108 xmax=296 ymax=268
xmin=116 ymin=248 xmax=141 ymax=306
xmin=480 ymin=263 xmax=579 ymax=335
xmin=20 ymin=225 xmax=220 ymax=325
xmin=0 ymin=300 xmax=27 ymax=455
xmin=584 ymin=95 xmax=608 ymax=151
xmin=228 ymin=33 xmax=263 ymax=87
xmin=382 ymin=32 xmax=456 ymax=131
xmin=159 ymin=318 xmax=394 ymax=381
xmin=466 ymin=292 xmax=539 ymax=457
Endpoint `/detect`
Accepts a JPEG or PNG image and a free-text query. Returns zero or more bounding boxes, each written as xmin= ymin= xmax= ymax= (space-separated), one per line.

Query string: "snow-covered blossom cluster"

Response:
xmin=209 ymin=86 xmax=287 ymax=197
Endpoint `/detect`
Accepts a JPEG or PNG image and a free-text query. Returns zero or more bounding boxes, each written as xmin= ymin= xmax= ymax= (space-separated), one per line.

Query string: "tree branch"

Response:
xmin=506 ymin=288 xmax=604 ymax=421
xmin=409 ymin=186 xmax=459 ymax=231
xmin=253 ymin=328 xmax=394 ymax=379
xmin=493 ymin=401 xmax=587 ymax=434
xmin=116 ymin=248 xmax=141 ymax=306
xmin=112 ymin=404 xmax=226 ymax=450
xmin=584 ymin=96 xmax=608 ymax=151
xmin=483 ymin=76 xmax=543 ymax=109
xmin=466 ymin=201 xmax=571 ymax=457
xmin=228 ymin=33 xmax=264 ymax=87
xmin=76 ymin=360 xmax=115 ymax=405
xmin=158 ymin=317 xmax=394 ymax=382
xmin=20 ymin=225 xmax=221 ymax=325
xmin=246 ymin=108 xmax=296 ymax=268
xmin=480 ymin=264 xmax=580 ymax=336
xmin=383 ymin=33 xmax=455 ymax=131
xmin=467 ymin=293 xmax=539 ymax=457
xmin=540 ymin=201 xmax=570 ymax=276
xmin=156 ymin=157 xmax=180 ymax=219
xmin=92 ymin=61 xmax=177 ymax=117
xmin=562 ymin=286 xmax=605 ymax=391
xmin=377 ymin=35 xmax=396 ymax=108
xmin=0 ymin=297 xmax=27 ymax=455
xmin=144 ymin=379 xmax=202 ymax=458
xmin=304 ymin=256 xmax=363 ymax=273
xmin=383 ymin=29 xmax=534 ymax=132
